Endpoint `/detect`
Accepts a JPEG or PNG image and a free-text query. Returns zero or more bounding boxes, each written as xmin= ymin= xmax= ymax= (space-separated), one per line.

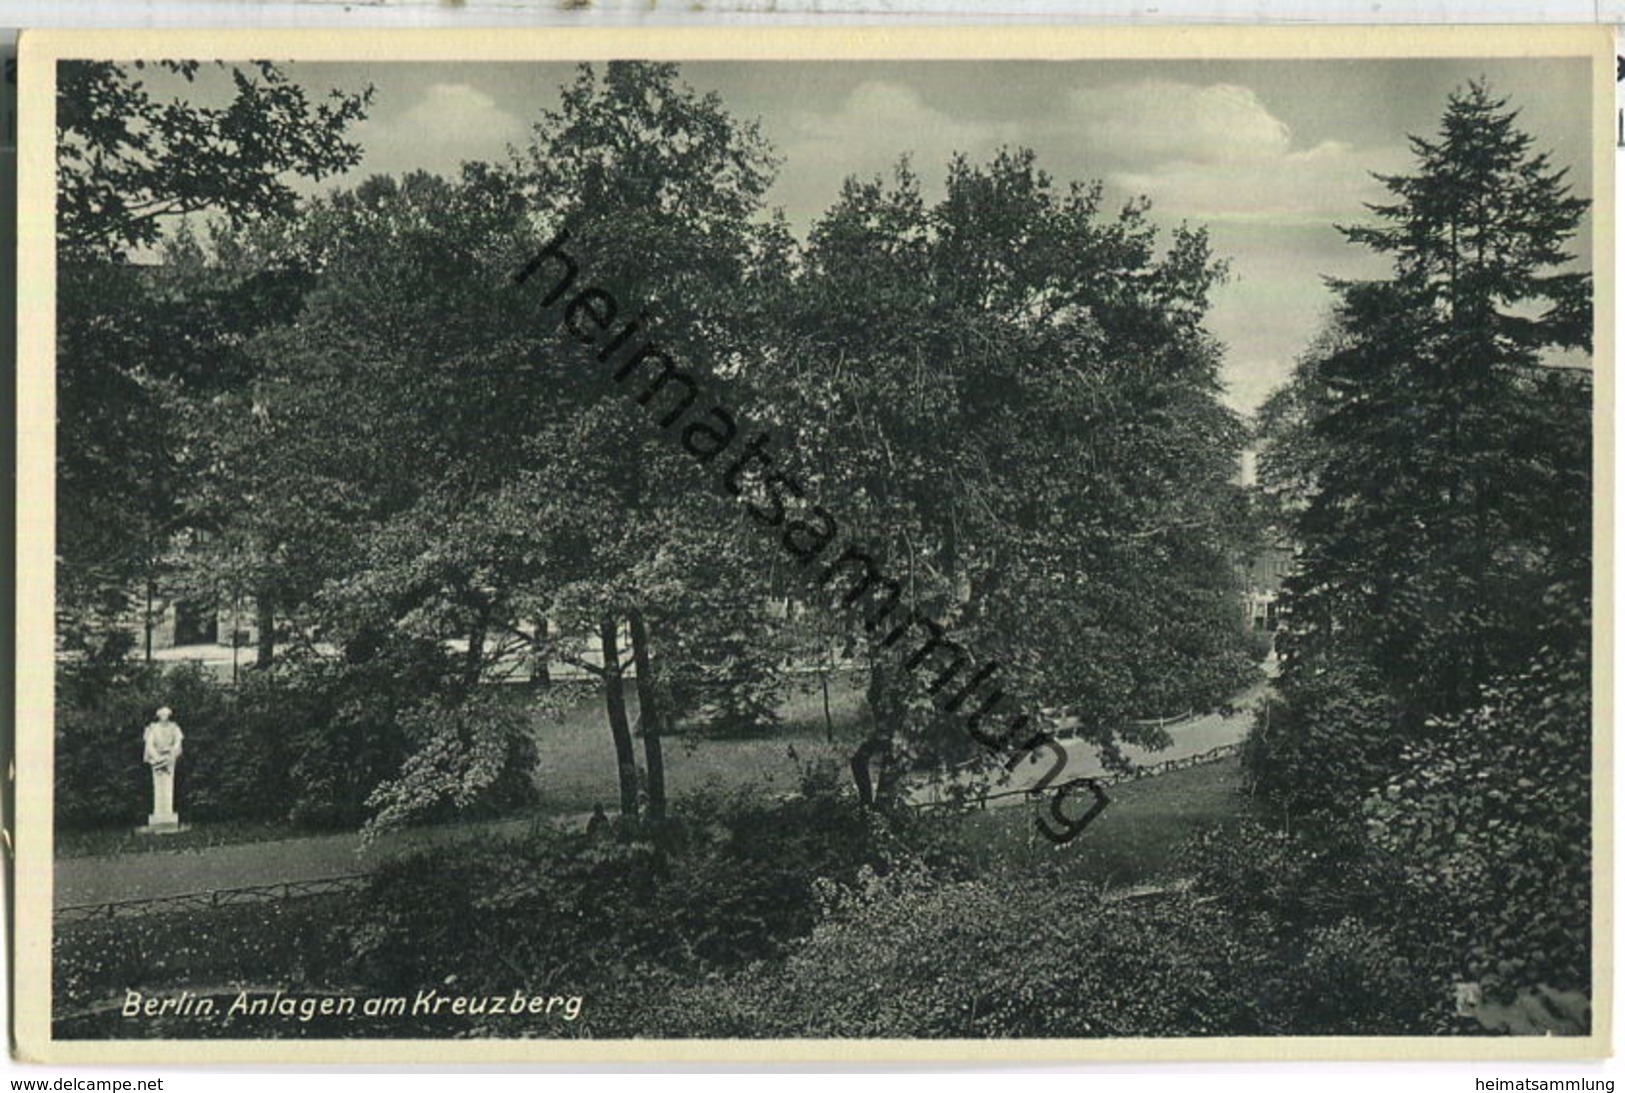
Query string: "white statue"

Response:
xmin=142 ymin=706 xmax=184 ymax=828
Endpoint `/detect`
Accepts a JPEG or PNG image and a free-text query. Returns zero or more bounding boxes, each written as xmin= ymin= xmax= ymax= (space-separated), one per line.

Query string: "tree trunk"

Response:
xmin=144 ymin=573 xmax=156 ymax=663
xmin=599 ymin=617 xmax=641 ymax=817
xmin=530 ymin=616 xmax=552 ymax=686
xmin=874 ymin=741 xmax=905 ymax=807
xmin=854 ymin=658 xmax=909 ymax=810
xmin=820 ymin=642 xmax=836 ymax=745
xmin=626 ymin=607 xmax=668 ymax=821
xmin=849 ymin=737 xmax=878 ymax=809
xmin=254 ymin=589 xmax=275 ymax=669
xmin=464 ymin=618 xmax=486 ymax=690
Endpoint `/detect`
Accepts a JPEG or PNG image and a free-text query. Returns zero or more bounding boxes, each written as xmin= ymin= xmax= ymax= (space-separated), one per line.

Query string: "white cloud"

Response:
xmin=786 ymin=80 xmax=1017 ymax=166
xmin=1065 ymin=81 xmax=1293 ymax=165
xmin=402 ymin=83 xmax=527 ymax=145
xmin=1056 ymin=80 xmax=1409 ymax=225
xmin=1110 ymin=142 xmax=1398 ymax=224
xmin=1041 ymin=81 xmax=1421 ymax=411
xmin=769 ymin=81 xmax=1027 ymax=220
xmin=352 ymin=83 xmax=529 ymax=178
xmin=770 ymin=77 xmax=1398 ymax=233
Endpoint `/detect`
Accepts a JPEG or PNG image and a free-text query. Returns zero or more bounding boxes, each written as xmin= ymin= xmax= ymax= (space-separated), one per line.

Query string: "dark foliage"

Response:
xmin=53 ymin=896 xmax=354 ymax=1033
xmin=54 ymin=640 xmax=533 ymax=832
xmin=1260 ymin=81 xmax=1591 ymax=783
xmin=57 ymin=61 xmax=370 ymax=260
xmin=55 ymin=60 xmax=370 ymax=659
xmin=345 ymin=776 xmax=957 ymax=1027
xmin=1365 ymin=639 xmax=1592 ymax=998
xmin=1248 ymin=80 xmax=1593 ymax=1007
xmin=636 ymin=822 xmax=1467 ymax=1038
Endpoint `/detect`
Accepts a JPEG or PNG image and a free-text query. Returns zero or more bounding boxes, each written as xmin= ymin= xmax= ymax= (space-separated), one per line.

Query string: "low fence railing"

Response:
xmin=912 ymin=741 xmax=1242 ymax=811
xmin=56 ymin=743 xmax=1245 ymax=919
xmin=55 ymin=873 xmax=370 ymax=923
xmin=1110 ymin=741 xmax=1241 ymax=784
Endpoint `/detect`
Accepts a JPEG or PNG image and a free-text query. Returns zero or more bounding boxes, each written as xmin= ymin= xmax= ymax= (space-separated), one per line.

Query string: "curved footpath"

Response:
xmin=910 ymin=679 xmax=1269 ymax=806
xmin=54 ymin=678 xmax=1271 ymax=910
xmin=51 ymin=811 xmax=591 ymax=911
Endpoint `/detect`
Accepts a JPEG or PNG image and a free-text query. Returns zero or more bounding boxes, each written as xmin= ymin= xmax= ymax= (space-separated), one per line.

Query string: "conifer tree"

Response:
xmin=1257 ymin=81 xmax=1592 ymax=814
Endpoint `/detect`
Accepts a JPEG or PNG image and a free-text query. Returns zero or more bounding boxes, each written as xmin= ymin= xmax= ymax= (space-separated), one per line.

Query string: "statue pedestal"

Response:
xmin=136 ymin=818 xmax=186 ymax=835
xmin=138 ymin=767 xmax=182 ymax=834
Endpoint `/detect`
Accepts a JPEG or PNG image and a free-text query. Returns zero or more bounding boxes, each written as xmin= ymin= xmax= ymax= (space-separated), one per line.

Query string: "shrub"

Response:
xmin=649 ymin=820 xmax=1475 ymax=1041
xmin=344 ymin=779 xmax=956 ymax=1034
xmin=1242 ymin=625 xmax=1276 ymax=665
xmin=1241 ymin=655 xmax=1405 ymax=825
xmin=1364 ymin=644 xmax=1591 ymax=1000
xmin=643 ymin=868 xmax=1275 ymax=1038
xmin=362 ymin=692 xmax=539 ymax=838
xmin=54 ymin=662 xmax=290 ymax=830
xmin=1178 ymin=819 xmax=1458 ymax=1033
xmin=275 ymin=640 xmax=454 ymax=829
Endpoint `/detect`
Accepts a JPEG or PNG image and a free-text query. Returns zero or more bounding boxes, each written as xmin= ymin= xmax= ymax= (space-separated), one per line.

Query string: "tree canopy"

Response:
xmin=763 ymin=149 xmax=1254 ymax=798
xmin=55 ymin=61 xmax=372 ymax=660
xmin=1250 ymin=79 xmax=1592 ymax=997
xmin=57 ymin=60 xmax=371 ymax=261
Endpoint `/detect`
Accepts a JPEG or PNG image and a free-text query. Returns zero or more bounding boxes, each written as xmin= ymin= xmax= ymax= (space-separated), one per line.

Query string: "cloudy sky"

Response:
xmin=148 ymin=57 xmax=1595 ymax=414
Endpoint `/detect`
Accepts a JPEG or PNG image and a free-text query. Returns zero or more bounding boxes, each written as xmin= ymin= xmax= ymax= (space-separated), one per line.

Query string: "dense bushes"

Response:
xmin=345 ymin=774 xmax=959 ymax=1031
xmin=641 ymin=865 xmax=1461 ymax=1036
xmin=1242 ymin=640 xmax=1594 ymax=1009
xmin=1239 ymin=84 xmax=1593 ymax=1023
xmin=645 ymin=870 xmax=1268 ymax=1038
xmin=642 ymin=814 xmax=1471 ymax=1039
xmin=273 ymin=639 xmax=463 ymax=829
xmin=1241 ymin=655 xmax=1405 ymax=825
xmin=55 ymin=647 xmax=538 ymax=833
xmin=336 ymin=779 xmax=1477 ymax=1038
xmin=54 ymin=895 xmax=354 ymax=1030
xmin=1364 ymin=645 xmax=1592 ymax=999
xmin=55 ymin=662 xmax=289 ymax=829
xmin=1176 ymin=820 xmax=1455 ymax=1034
xmin=55 ymin=767 xmax=1489 ymax=1038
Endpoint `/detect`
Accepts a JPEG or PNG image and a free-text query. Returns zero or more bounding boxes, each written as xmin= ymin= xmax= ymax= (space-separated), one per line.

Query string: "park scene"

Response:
xmin=49 ymin=53 xmax=1594 ymax=1039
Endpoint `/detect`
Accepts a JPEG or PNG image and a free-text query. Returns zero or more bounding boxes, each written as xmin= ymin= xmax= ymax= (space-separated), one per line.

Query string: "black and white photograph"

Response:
xmin=13 ymin=25 xmax=1612 ymax=1062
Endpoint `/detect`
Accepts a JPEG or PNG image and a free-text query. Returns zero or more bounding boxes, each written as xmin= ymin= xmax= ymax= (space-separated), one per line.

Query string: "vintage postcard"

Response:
xmin=12 ymin=25 xmax=1614 ymax=1064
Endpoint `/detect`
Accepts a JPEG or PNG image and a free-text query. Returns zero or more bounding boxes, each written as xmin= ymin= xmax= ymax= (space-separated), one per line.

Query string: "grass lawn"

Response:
xmin=953 ymin=756 xmax=1254 ymax=889
xmin=57 ymin=673 xmax=1250 ymax=890
xmin=525 ymin=671 xmax=871 ymax=813
xmin=55 ymin=673 xmax=875 ymax=859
